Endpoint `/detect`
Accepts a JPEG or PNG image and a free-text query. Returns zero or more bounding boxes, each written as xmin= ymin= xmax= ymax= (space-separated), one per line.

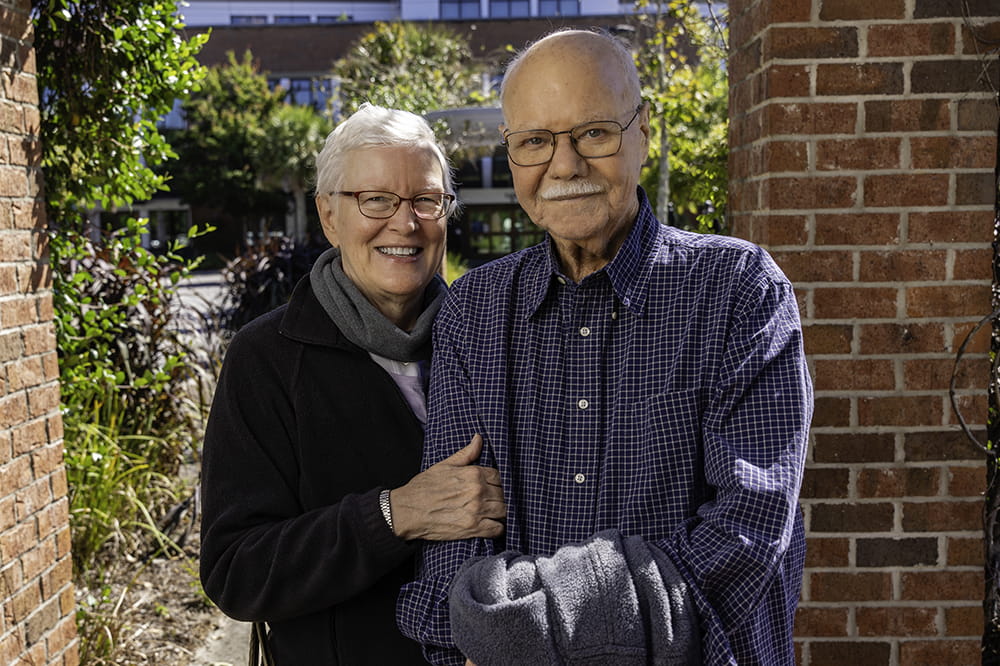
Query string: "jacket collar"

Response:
xmin=279 ymin=274 xmax=361 ymax=352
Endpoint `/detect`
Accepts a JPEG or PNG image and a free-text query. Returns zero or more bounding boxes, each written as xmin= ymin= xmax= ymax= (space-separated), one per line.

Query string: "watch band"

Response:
xmin=379 ymin=489 xmax=394 ymax=535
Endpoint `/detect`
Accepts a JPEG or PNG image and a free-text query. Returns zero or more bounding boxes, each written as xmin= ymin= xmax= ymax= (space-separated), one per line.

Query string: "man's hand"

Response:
xmin=391 ymin=434 xmax=505 ymax=541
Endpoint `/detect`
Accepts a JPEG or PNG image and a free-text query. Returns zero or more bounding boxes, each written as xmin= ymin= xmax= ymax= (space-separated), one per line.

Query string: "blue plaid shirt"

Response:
xmin=398 ymin=190 xmax=812 ymax=664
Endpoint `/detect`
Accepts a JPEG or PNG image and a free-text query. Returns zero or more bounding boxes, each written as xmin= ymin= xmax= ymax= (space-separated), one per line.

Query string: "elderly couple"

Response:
xmin=200 ymin=29 xmax=813 ymax=666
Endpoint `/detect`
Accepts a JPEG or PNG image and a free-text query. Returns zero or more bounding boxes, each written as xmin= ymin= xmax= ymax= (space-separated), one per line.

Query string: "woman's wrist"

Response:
xmin=378 ymin=488 xmax=395 ymax=535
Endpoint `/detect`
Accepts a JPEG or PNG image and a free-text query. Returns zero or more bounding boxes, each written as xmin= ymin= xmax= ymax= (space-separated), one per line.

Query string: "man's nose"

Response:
xmin=547 ymin=133 xmax=587 ymax=177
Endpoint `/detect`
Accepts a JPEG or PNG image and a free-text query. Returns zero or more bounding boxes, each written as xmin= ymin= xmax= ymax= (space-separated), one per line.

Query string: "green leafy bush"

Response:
xmin=33 ymin=0 xmax=209 ymax=224
xmin=445 ymin=251 xmax=468 ymax=285
xmin=51 ymin=219 xmax=210 ymax=472
xmin=64 ymin=417 xmax=179 ymax=574
xmin=52 ymin=218 xmax=215 ymax=661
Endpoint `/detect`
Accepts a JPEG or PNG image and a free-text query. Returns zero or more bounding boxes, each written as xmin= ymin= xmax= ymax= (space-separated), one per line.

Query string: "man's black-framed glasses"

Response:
xmin=501 ymin=104 xmax=644 ymax=167
xmin=333 ymin=191 xmax=455 ymax=220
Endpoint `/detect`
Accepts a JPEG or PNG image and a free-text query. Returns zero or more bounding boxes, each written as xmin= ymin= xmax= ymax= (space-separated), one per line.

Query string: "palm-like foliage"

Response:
xmin=257 ymin=104 xmax=331 ymax=241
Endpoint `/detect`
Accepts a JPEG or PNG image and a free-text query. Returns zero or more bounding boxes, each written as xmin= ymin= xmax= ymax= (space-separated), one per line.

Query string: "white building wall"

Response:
xmin=577 ymin=0 xmax=624 ymax=14
xmin=399 ymin=0 xmax=439 ymax=20
xmin=177 ymin=0 xmax=657 ymax=24
xmin=177 ymin=1 xmax=401 ymax=25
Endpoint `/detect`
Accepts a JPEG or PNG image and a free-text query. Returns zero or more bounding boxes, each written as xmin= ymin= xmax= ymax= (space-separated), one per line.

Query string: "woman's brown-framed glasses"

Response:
xmin=501 ymin=104 xmax=644 ymax=167
xmin=333 ymin=191 xmax=455 ymax=220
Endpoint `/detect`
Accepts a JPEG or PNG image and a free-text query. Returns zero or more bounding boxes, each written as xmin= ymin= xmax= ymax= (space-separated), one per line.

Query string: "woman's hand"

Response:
xmin=390 ymin=434 xmax=506 ymax=541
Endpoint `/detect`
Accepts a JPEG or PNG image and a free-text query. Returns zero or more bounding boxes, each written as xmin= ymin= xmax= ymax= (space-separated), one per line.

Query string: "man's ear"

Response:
xmin=316 ymin=194 xmax=340 ymax=247
xmin=638 ymin=102 xmax=651 ymax=154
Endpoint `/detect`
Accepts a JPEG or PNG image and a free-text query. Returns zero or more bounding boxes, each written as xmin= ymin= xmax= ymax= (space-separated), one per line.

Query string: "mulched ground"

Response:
xmin=72 ymin=483 xmax=226 ymax=665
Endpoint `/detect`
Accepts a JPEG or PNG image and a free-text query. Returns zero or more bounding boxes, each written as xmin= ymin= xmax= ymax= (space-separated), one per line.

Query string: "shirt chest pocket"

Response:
xmin=602 ymin=390 xmax=705 ymax=536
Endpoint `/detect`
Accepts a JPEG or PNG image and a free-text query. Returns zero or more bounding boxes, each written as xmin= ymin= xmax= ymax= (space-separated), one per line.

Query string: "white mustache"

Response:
xmin=539 ymin=181 xmax=604 ymax=200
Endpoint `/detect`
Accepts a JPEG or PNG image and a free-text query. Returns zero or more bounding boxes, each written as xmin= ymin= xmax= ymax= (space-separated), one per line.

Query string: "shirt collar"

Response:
xmin=523 ymin=187 xmax=660 ymax=318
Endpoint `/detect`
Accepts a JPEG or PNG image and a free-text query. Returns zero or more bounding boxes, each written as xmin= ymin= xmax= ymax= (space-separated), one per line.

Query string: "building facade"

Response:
xmin=177 ymin=0 xmax=635 ymax=25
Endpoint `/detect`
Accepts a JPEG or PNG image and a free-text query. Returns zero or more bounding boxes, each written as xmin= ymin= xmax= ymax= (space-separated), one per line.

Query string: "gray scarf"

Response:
xmin=310 ymin=247 xmax=446 ymax=362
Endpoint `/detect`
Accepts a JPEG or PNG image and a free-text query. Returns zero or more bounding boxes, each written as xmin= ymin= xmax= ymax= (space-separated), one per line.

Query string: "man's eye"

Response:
xmin=364 ymin=194 xmax=393 ymax=204
xmin=514 ymin=134 xmax=548 ymax=149
xmin=580 ymin=127 xmax=609 ymax=140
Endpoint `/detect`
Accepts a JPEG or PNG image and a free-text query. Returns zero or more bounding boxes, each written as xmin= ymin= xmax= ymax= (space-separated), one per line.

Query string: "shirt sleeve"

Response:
xmin=199 ymin=322 xmax=414 ymax=623
xmin=659 ymin=251 xmax=812 ymax=660
xmin=396 ymin=290 xmax=495 ymax=665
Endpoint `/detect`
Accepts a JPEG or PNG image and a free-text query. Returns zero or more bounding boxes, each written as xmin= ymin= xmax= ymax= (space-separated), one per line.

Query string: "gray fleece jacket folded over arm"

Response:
xmin=448 ymin=529 xmax=701 ymax=666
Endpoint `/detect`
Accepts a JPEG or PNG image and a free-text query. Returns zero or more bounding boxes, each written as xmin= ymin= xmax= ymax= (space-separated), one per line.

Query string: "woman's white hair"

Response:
xmin=314 ymin=103 xmax=455 ymax=196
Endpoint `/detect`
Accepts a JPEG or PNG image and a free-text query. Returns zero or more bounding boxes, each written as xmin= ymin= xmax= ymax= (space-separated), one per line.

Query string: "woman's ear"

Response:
xmin=316 ymin=193 xmax=340 ymax=248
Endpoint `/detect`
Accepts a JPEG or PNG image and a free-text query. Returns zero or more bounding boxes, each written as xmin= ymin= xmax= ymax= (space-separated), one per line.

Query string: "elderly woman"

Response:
xmin=199 ymin=104 xmax=506 ymax=664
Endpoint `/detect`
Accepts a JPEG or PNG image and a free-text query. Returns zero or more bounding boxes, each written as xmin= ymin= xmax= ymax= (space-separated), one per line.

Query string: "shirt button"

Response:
xmin=577 ymin=399 xmax=589 ymax=410
xmin=574 ymin=473 xmax=586 ymax=484
xmin=556 ymin=276 xmax=566 ymax=285
xmin=579 ymin=326 xmax=591 ymax=337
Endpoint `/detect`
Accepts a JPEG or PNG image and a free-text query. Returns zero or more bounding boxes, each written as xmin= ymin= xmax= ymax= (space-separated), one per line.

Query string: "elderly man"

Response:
xmin=398 ymin=29 xmax=812 ymax=665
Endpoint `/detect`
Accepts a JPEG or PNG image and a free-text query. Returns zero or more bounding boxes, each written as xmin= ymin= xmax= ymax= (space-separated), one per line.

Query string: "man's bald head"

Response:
xmin=500 ymin=29 xmax=642 ymax=125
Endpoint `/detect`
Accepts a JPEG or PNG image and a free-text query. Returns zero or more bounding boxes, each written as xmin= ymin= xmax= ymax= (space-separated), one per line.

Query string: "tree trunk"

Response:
xmin=657 ymin=138 xmax=670 ymax=224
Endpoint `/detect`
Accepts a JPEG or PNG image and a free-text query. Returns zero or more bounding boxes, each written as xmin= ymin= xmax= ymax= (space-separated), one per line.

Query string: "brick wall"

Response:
xmin=728 ymin=0 xmax=999 ymax=663
xmin=0 ymin=0 xmax=78 ymax=664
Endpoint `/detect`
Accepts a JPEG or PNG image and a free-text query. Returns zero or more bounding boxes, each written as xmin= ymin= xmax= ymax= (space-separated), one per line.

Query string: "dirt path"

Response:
xmin=190 ymin=612 xmax=250 ymax=665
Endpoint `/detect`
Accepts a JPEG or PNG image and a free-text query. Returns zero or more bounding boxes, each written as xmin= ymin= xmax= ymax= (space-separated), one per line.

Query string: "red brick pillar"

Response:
xmin=0 ymin=0 xmax=79 ymax=664
xmin=729 ymin=0 xmax=998 ymax=663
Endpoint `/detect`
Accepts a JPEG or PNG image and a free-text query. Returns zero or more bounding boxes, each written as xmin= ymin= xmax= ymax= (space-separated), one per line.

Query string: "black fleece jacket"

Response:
xmin=200 ymin=275 xmax=428 ymax=664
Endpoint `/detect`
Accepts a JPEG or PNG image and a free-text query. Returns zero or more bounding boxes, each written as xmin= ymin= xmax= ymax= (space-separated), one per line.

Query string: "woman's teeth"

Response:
xmin=378 ymin=247 xmax=419 ymax=256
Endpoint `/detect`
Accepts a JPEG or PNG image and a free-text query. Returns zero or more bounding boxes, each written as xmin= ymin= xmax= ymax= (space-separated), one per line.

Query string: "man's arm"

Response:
xmin=397 ymin=291 xmax=497 ymax=666
xmin=660 ymin=255 xmax=812 ymax=661
xmin=448 ymin=529 xmax=701 ymax=665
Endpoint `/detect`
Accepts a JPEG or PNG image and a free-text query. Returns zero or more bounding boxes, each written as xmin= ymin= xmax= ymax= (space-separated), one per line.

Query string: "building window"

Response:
xmin=317 ymin=15 xmax=349 ymax=23
xmin=271 ymin=77 xmax=336 ymax=114
xmin=458 ymin=206 xmax=544 ymax=263
xmin=440 ymin=0 xmax=480 ymax=19
xmin=538 ymin=0 xmax=579 ymax=15
xmin=158 ymin=98 xmax=186 ymax=131
xmin=274 ymin=15 xmax=311 ymax=24
xmin=230 ymin=15 xmax=267 ymax=25
xmin=489 ymin=0 xmax=529 ymax=16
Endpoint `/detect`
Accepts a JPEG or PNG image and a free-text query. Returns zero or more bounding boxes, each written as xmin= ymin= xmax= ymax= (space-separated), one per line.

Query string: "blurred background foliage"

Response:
xmin=636 ymin=0 xmax=729 ymax=233
xmin=333 ymin=21 xmax=491 ymax=115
